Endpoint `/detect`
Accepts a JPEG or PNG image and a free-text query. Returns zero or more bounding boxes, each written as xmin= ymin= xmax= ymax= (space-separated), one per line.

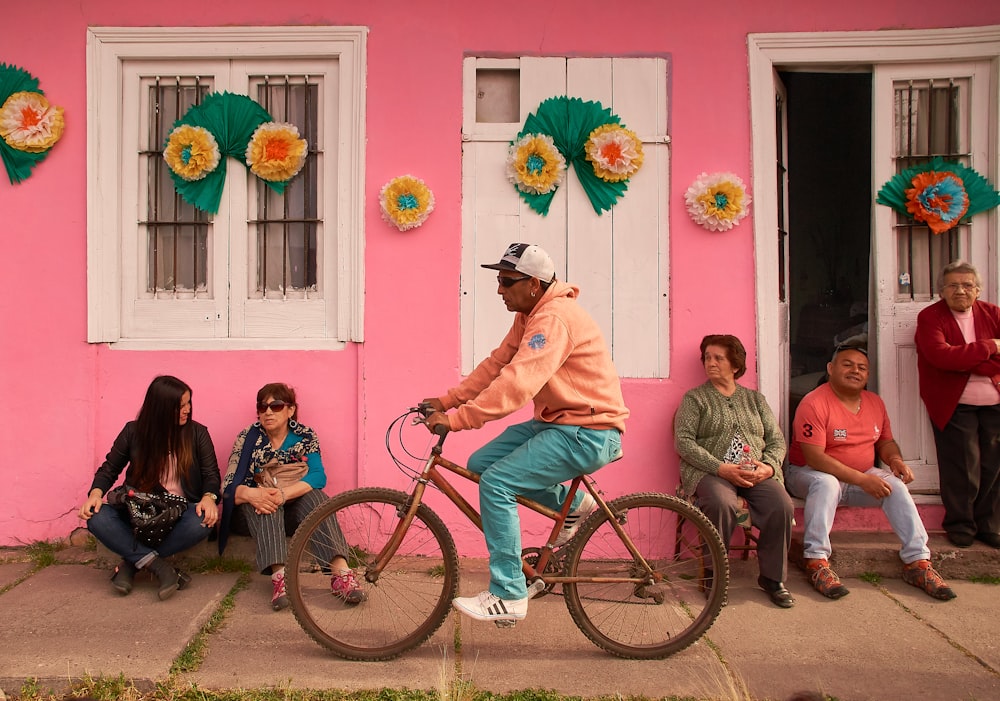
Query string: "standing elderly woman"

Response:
xmin=219 ymin=382 xmax=364 ymax=611
xmin=915 ymin=261 xmax=1000 ymax=549
xmin=674 ymin=334 xmax=795 ymax=608
xmin=79 ymin=375 xmax=221 ymax=601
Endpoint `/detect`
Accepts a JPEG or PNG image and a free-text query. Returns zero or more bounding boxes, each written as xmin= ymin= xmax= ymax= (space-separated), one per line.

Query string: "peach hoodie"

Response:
xmin=439 ymin=280 xmax=629 ymax=433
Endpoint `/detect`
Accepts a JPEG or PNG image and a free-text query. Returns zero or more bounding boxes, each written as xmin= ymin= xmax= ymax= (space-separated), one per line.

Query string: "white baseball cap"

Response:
xmin=481 ymin=243 xmax=556 ymax=283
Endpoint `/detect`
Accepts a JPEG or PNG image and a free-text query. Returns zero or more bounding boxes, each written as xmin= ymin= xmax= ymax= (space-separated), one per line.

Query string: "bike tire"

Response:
xmin=562 ymin=492 xmax=729 ymax=659
xmin=286 ymin=487 xmax=460 ymax=661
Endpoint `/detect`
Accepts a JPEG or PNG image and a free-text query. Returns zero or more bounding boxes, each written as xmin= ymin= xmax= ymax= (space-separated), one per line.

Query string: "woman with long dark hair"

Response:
xmin=79 ymin=375 xmax=221 ymax=600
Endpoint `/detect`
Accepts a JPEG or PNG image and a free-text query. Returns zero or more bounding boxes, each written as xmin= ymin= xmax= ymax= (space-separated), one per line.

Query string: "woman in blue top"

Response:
xmin=221 ymin=382 xmax=364 ymax=610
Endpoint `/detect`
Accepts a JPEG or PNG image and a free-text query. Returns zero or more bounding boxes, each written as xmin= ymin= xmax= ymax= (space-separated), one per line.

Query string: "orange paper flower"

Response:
xmin=0 ymin=91 xmax=65 ymax=153
xmin=245 ymin=122 xmax=308 ymax=182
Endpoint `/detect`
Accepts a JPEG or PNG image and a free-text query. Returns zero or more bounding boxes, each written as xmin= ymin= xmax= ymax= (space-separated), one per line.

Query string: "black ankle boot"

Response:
xmin=111 ymin=559 xmax=136 ymax=595
xmin=146 ymin=556 xmax=180 ymax=600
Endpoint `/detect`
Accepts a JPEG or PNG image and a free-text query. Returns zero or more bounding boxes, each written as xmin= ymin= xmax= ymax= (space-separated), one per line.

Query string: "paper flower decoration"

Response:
xmin=585 ymin=124 xmax=643 ymax=183
xmin=684 ymin=172 xmax=751 ymax=232
xmin=163 ymin=125 xmax=220 ymax=181
xmin=506 ymin=133 xmax=567 ymax=195
xmin=876 ymin=157 xmax=1000 ymax=235
xmin=0 ymin=91 xmax=65 ymax=153
xmin=380 ymin=175 xmax=435 ymax=231
xmin=0 ymin=63 xmax=65 ymax=184
xmin=162 ymin=92 xmax=306 ymax=214
xmin=510 ymin=96 xmax=643 ymax=216
xmin=245 ymin=122 xmax=308 ymax=182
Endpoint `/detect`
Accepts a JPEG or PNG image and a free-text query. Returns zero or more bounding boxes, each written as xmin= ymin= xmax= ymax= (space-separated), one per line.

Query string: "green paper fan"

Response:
xmin=517 ymin=96 xmax=630 ymax=216
xmin=876 ymin=156 xmax=1000 ymax=221
xmin=166 ymin=92 xmax=284 ymax=214
xmin=0 ymin=63 xmax=50 ymax=185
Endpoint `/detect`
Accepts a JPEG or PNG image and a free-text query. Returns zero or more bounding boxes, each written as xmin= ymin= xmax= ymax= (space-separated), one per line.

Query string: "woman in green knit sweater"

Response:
xmin=674 ymin=334 xmax=794 ymax=608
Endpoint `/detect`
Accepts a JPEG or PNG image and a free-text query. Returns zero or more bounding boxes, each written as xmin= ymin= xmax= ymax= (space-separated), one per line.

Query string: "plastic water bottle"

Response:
xmin=739 ymin=445 xmax=756 ymax=472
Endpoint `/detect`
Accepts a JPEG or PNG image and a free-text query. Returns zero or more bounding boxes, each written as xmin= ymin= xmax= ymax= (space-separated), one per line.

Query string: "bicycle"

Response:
xmin=286 ymin=405 xmax=729 ymax=661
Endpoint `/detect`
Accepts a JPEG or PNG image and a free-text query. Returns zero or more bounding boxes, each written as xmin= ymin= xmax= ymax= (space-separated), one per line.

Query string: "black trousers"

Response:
xmin=694 ymin=473 xmax=794 ymax=582
xmin=931 ymin=404 xmax=1000 ymax=537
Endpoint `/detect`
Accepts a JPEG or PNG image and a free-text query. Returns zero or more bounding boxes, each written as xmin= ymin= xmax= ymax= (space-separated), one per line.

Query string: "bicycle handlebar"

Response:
xmin=414 ymin=403 xmax=450 ymax=438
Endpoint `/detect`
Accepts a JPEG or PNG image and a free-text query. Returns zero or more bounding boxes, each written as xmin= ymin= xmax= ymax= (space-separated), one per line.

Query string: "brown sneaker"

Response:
xmin=805 ymin=558 xmax=850 ymax=599
xmin=902 ymin=560 xmax=956 ymax=600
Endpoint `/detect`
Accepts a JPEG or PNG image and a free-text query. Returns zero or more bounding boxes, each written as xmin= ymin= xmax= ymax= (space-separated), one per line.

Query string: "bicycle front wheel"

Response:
xmin=286 ymin=487 xmax=460 ymax=661
xmin=563 ymin=492 xmax=728 ymax=659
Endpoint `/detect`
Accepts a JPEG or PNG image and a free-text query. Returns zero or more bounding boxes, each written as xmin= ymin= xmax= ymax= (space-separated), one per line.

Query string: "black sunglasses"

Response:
xmin=257 ymin=400 xmax=291 ymax=413
xmin=497 ymin=275 xmax=532 ymax=288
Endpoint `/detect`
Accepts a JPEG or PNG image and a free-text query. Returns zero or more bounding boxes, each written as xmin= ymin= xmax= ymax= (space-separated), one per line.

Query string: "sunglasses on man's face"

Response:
xmin=497 ymin=275 xmax=532 ymax=288
xmin=257 ymin=400 xmax=291 ymax=413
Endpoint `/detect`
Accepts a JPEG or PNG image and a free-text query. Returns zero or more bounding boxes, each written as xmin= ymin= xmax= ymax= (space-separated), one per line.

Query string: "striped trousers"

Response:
xmin=232 ymin=488 xmax=349 ymax=575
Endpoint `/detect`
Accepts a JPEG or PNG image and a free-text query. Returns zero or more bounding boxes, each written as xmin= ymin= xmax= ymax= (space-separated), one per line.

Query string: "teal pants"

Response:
xmin=467 ymin=420 xmax=622 ymax=600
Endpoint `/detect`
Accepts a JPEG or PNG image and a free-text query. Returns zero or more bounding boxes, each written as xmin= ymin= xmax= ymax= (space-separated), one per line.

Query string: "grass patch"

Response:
xmin=858 ymin=571 xmax=881 ymax=585
xmin=170 ymin=571 xmax=252 ymax=674
xmin=968 ymin=574 xmax=1000 ymax=585
xmin=25 ymin=540 xmax=65 ymax=569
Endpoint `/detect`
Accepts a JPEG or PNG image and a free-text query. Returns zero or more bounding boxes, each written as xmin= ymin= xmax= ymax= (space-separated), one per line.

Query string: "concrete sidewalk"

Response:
xmin=1 ymin=541 xmax=998 ymax=701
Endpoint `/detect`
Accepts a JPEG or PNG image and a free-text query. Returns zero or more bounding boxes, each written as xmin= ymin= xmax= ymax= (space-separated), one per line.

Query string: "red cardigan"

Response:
xmin=914 ymin=299 xmax=1000 ymax=430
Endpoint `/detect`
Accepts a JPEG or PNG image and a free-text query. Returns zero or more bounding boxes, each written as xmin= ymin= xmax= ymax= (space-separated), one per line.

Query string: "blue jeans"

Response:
xmin=785 ymin=464 xmax=929 ymax=564
xmin=467 ymin=420 xmax=622 ymax=600
xmin=88 ymin=501 xmax=212 ymax=567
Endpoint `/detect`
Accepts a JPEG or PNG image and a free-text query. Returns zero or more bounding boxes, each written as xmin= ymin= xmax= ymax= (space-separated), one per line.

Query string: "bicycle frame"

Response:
xmin=366 ymin=428 xmax=659 ymax=589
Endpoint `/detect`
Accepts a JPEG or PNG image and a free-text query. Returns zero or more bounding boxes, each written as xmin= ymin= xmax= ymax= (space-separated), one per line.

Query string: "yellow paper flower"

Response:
xmin=506 ymin=133 xmax=567 ymax=195
xmin=245 ymin=121 xmax=308 ymax=182
xmin=585 ymin=124 xmax=644 ymax=183
xmin=684 ymin=172 xmax=751 ymax=232
xmin=163 ymin=125 xmax=221 ymax=181
xmin=0 ymin=91 xmax=65 ymax=153
xmin=380 ymin=175 xmax=435 ymax=231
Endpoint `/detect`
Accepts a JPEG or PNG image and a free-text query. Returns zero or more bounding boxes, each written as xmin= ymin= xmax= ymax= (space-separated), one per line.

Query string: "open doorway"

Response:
xmin=783 ymin=71 xmax=873 ymax=422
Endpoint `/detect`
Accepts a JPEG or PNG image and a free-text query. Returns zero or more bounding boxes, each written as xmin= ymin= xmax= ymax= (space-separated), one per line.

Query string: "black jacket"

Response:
xmin=89 ymin=420 xmax=221 ymax=502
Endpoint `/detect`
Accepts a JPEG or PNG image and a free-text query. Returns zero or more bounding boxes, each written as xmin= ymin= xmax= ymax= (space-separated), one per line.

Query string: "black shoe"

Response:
xmin=146 ymin=556 xmax=180 ymax=601
xmin=946 ymin=532 xmax=974 ymax=548
xmin=975 ymin=532 xmax=1000 ymax=549
xmin=111 ymin=559 xmax=136 ymax=595
xmin=176 ymin=570 xmax=192 ymax=590
xmin=758 ymin=575 xmax=795 ymax=608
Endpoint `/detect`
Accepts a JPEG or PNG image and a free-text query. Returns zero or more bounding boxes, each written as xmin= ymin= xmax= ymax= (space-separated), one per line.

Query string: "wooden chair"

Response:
xmin=676 ymin=485 xmax=759 ymax=560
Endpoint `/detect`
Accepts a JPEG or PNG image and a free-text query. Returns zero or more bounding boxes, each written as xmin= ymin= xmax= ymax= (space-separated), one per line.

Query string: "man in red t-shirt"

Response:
xmin=786 ymin=346 xmax=955 ymax=601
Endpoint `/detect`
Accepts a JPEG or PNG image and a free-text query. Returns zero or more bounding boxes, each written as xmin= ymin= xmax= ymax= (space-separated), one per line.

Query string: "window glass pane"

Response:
xmin=142 ymin=77 xmax=212 ymax=297
xmin=251 ymin=76 xmax=320 ymax=298
xmin=891 ymin=77 xmax=970 ymax=301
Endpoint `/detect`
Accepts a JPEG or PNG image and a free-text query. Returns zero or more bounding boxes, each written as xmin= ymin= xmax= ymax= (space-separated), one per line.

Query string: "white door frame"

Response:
xmin=749 ymin=25 xmax=1000 ymax=426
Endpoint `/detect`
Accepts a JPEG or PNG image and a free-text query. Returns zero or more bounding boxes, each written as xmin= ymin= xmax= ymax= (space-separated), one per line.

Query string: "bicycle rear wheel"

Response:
xmin=286 ymin=487 xmax=460 ymax=661
xmin=563 ymin=492 xmax=728 ymax=659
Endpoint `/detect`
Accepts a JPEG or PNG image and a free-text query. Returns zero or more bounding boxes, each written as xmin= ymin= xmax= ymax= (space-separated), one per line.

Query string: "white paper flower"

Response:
xmin=684 ymin=172 xmax=751 ymax=231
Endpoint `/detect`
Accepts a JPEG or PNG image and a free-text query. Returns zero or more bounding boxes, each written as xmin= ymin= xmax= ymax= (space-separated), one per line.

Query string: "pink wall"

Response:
xmin=2 ymin=1 xmax=997 ymax=548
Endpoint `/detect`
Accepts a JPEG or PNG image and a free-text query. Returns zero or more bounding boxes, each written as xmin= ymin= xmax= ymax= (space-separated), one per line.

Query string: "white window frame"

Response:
xmin=86 ymin=26 xmax=367 ymax=350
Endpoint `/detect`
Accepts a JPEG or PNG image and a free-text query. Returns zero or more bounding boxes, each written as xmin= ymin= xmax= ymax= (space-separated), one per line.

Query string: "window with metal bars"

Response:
xmin=142 ymin=78 xmax=212 ymax=298
xmin=251 ymin=76 xmax=320 ymax=298
xmin=892 ymin=77 xmax=970 ymax=300
xmin=87 ymin=26 xmax=366 ymax=348
xmin=140 ymin=76 xmax=321 ymax=299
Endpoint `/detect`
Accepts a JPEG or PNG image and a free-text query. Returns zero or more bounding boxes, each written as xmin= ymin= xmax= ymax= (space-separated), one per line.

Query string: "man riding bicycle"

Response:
xmin=423 ymin=242 xmax=629 ymax=624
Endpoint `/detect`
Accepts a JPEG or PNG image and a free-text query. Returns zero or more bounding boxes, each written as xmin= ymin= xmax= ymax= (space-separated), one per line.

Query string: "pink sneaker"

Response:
xmin=271 ymin=572 xmax=289 ymax=611
xmin=331 ymin=569 xmax=367 ymax=605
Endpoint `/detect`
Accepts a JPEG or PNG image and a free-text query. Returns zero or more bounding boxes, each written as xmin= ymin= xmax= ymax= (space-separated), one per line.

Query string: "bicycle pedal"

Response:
xmin=493 ymin=619 xmax=517 ymax=629
xmin=526 ymin=579 xmax=546 ymax=599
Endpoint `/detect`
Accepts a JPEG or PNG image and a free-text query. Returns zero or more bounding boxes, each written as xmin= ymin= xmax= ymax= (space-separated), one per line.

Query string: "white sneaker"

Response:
xmin=453 ymin=591 xmax=528 ymax=621
xmin=554 ymin=491 xmax=597 ymax=546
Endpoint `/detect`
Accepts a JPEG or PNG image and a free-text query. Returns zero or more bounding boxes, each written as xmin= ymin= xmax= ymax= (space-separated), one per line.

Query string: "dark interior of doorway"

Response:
xmin=782 ymin=71 xmax=872 ymax=420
